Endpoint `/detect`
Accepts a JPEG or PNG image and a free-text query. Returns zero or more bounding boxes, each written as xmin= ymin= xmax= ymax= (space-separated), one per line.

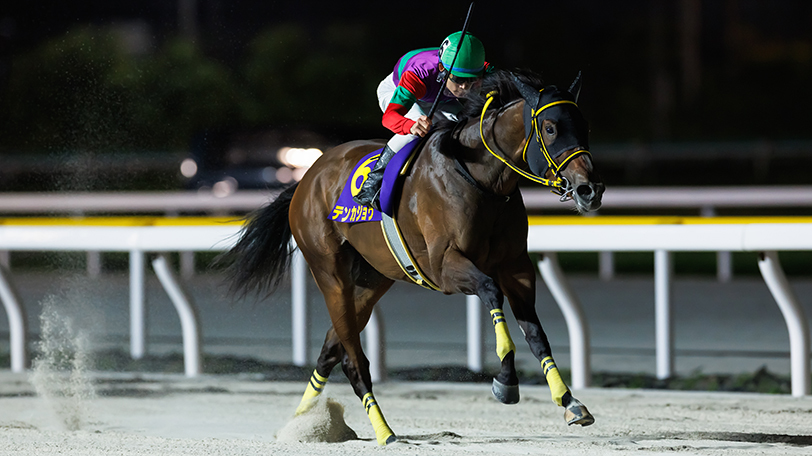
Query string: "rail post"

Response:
xmin=129 ymin=249 xmax=146 ymax=359
xmin=152 ymin=255 xmax=202 ymax=377
xmin=466 ymin=295 xmax=485 ymax=372
xmin=365 ymin=306 xmax=386 ymax=382
xmin=538 ymin=252 xmax=591 ymax=389
xmin=291 ymin=246 xmax=309 ymax=366
xmin=654 ymin=249 xmax=674 ymax=380
xmin=0 ymin=265 xmax=27 ymax=372
xmin=757 ymin=251 xmax=810 ymax=397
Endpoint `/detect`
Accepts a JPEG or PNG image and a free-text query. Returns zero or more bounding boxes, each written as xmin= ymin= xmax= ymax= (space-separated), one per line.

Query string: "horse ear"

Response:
xmin=568 ymin=71 xmax=583 ymax=103
xmin=511 ymin=72 xmax=540 ymax=108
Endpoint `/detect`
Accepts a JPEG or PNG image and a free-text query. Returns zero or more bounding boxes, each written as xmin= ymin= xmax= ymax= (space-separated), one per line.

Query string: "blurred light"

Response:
xmin=212 ymin=176 xmax=238 ymax=197
xmin=277 ymin=147 xmax=322 ymax=168
xmin=180 ymin=158 xmax=198 ymax=178
xmin=276 ymin=167 xmax=294 ymax=184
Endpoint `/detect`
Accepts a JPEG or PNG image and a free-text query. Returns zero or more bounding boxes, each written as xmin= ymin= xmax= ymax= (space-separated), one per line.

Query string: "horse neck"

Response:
xmin=456 ymin=100 xmax=527 ymax=196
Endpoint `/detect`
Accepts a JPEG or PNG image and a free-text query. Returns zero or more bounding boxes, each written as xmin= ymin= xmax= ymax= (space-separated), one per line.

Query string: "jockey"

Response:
xmin=353 ymin=31 xmax=491 ymax=209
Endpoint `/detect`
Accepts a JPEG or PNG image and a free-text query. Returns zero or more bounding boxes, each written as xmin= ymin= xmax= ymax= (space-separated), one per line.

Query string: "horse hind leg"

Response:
xmin=333 ymin=291 xmax=396 ymax=446
xmin=347 ymin=272 xmax=397 ymax=446
xmin=294 ymin=328 xmax=343 ymax=416
xmin=297 ymin=257 xmax=397 ymax=445
xmin=294 ymin=326 xmax=397 ymax=446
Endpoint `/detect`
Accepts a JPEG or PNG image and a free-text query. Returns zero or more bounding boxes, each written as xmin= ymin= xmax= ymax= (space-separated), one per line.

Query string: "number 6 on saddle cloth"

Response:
xmin=331 ymin=137 xmax=422 ymax=223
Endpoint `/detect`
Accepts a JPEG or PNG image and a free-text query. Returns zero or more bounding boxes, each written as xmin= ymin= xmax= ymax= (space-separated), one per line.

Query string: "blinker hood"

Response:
xmin=521 ymin=88 xmax=590 ymax=179
xmin=478 ymin=73 xmax=591 ymax=190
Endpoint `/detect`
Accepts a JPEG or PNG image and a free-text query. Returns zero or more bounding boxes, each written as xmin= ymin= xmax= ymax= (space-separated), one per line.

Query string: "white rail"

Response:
xmin=0 ymin=219 xmax=809 ymax=397
xmin=4 ymin=187 xmax=806 ymax=283
xmin=525 ymin=220 xmax=812 ymax=396
xmin=0 ymin=186 xmax=810 ymax=215
xmin=0 ymin=224 xmax=236 ymax=377
xmin=2 ymin=187 xmax=807 ymax=283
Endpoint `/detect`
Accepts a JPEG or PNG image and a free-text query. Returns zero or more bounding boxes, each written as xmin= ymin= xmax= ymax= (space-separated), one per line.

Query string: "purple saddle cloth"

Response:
xmin=329 ymin=138 xmax=420 ymax=223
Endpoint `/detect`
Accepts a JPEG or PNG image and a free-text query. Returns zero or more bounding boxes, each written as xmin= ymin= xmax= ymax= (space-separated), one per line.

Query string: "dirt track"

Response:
xmin=1 ymin=371 xmax=811 ymax=456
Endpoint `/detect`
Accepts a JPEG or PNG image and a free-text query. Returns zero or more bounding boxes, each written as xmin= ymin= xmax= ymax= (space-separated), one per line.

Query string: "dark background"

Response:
xmin=2 ymin=0 xmax=811 ymax=190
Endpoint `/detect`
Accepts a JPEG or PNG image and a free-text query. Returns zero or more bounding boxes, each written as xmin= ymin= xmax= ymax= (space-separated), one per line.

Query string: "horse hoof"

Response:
xmin=491 ymin=378 xmax=520 ymax=404
xmin=564 ymin=396 xmax=595 ymax=426
xmin=383 ymin=434 xmax=398 ymax=446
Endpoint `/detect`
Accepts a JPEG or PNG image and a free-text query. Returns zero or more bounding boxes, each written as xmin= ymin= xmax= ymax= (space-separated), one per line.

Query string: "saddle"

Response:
xmin=330 ymin=137 xmax=422 ymax=223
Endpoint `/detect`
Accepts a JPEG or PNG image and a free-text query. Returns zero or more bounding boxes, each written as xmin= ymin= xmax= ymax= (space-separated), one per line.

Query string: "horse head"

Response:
xmin=510 ymin=72 xmax=604 ymax=213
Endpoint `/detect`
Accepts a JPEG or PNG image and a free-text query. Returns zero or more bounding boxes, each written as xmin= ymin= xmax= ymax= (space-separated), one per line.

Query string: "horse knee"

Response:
xmin=476 ymin=280 xmax=503 ymax=304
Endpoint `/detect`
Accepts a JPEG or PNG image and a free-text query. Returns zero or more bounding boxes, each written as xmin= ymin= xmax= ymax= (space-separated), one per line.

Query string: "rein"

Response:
xmin=478 ymin=89 xmax=591 ymax=195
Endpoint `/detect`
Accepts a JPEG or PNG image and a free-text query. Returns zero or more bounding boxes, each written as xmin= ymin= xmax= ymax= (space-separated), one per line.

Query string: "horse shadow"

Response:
xmin=385 ymin=431 xmax=812 ymax=448
xmin=694 ymin=432 xmax=812 ymax=447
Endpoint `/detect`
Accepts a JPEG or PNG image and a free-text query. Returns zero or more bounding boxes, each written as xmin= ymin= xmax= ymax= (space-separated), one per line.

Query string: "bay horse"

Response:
xmin=224 ymin=69 xmax=604 ymax=445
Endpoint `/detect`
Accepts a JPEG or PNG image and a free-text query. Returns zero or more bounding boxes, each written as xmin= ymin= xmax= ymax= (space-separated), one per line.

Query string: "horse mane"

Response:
xmin=435 ymin=68 xmax=545 ymax=147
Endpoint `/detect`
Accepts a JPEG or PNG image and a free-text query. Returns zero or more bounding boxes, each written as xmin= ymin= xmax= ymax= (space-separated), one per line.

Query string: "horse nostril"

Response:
xmin=576 ymin=184 xmax=593 ymax=198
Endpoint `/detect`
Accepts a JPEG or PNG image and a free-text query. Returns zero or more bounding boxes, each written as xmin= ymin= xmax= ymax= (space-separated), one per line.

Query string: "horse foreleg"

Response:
xmin=488 ymin=307 xmax=520 ymax=404
xmin=440 ymin=250 xmax=519 ymax=404
xmin=521 ymin=317 xmax=594 ymax=426
xmin=500 ymin=259 xmax=594 ymax=426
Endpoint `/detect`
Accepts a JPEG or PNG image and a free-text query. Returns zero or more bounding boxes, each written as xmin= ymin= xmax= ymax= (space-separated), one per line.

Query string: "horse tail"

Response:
xmin=223 ymin=183 xmax=298 ymax=299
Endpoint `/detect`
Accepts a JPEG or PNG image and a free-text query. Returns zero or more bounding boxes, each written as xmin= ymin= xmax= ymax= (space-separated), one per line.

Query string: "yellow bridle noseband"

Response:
xmin=479 ymin=89 xmax=592 ymax=192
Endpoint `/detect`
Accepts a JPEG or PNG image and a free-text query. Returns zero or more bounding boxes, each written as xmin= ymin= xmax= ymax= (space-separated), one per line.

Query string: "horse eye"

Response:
xmin=545 ymin=125 xmax=556 ymax=135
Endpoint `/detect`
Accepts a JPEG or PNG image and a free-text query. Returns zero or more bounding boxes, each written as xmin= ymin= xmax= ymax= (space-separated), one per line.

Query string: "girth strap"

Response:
xmin=380 ymin=213 xmax=440 ymax=291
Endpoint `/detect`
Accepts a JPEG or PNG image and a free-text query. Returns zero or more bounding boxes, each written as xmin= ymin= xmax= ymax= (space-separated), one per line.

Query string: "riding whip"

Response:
xmin=427 ymin=2 xmax=475 ymax=120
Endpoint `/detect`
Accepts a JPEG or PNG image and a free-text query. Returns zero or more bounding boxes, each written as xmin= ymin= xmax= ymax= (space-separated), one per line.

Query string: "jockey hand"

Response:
xmin=410 ymin=116 xmax=432 ymax=137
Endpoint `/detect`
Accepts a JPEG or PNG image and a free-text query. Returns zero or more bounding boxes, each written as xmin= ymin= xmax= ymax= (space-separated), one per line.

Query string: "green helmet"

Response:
xmin=439 ymin=31 xmax=485 ymax=78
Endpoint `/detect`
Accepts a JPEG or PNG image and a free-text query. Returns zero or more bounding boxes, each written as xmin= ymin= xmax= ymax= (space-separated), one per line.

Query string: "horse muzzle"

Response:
xmin=572 ymin=180 xmax=604 ymax=212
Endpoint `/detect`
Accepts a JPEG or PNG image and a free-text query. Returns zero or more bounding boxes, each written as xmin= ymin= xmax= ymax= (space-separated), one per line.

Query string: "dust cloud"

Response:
xmin=30 ymin=297 xmax=97 ymax=431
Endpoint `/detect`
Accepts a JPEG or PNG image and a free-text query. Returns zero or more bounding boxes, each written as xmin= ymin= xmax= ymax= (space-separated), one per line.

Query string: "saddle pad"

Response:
xmin=329 ymin=138 xmax=420 ymax=223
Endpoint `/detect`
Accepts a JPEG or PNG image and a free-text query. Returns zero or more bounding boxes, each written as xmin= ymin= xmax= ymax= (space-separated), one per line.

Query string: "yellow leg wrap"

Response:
xmin=294 ymin=369 xmax=329 ymax=416
xmin=490 ymin=308 xmax=516 ymax=361
xmin=541 ymin=356 xmax=570 ymax=406
xmin=362 ymin=392 xmax=396 ymax=446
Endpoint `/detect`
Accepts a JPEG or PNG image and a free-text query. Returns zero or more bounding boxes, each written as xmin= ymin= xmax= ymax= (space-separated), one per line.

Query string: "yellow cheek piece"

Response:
xmin=479 ymin=89 xmax=592 ymax=190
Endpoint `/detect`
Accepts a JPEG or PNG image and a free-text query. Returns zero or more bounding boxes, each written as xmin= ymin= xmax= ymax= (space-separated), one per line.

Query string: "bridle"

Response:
xmin=478 ymin=88 xmax=591 ymax=199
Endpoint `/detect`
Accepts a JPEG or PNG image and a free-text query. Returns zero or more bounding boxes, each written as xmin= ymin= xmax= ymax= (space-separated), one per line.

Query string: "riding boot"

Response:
xmin=354 ymin=145 xmax=397 ymax=210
